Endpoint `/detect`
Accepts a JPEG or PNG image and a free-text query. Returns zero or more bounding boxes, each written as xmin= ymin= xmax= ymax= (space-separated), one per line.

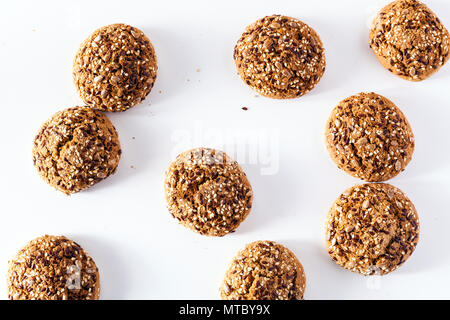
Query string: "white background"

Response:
xmin=0 ymin=0 xmax=449 ymax=299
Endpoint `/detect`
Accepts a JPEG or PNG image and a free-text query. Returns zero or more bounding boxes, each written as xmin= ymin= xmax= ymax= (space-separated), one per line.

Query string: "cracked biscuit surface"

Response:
xmin=325 ymin=92 xmax=414 ymax=182
xmin=32 ymin=106 xmax=121 ymax=194
xmin=7 ymin=235 xmax=100 ymax=300
xmin=73 ymin=23 xmax=157 ymax=112
xmin=369 ymin=0 xmax=449 ymax=81
xmin=221 ymin=240 xmax=306 ymax=300
xmin=164 ymin=148 xmax=253 ymax=236
xmin=326 ymin=183 xmax=419 ymax=275
xmin=234 ymin=15 xmax=325 ymax=99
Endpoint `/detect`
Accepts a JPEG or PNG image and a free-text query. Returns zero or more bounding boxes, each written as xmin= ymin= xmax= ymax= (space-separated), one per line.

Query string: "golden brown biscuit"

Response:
xmin=221 ymin=240 xmax=306 ymax=300
xmin=7 ymin=235 xmax=100 ymax=300
xmin=164 ymin=148 xmax=253 ymax=236
xmin=326 ymin=183 xmax=419 ymax=275
xmin=73 ymin=23 xmax=157 ymax=112
xmin=369 ymin=0 xmax=449 ymax=81
xmin=325 ymin=92 xmax=414 ymax=182
xmin=234 ymin=15 xmax=325 ymax=98
xmin=32 ymin=106 xmax=121 ymax=194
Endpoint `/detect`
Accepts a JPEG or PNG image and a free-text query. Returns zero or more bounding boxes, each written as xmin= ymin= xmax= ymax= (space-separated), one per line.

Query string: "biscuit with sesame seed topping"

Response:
xmin=32 ymin=106 xmax=121 ymax=194
xmin=7 ymin=235 xmax=100 ymax=300
xmin=234 ymin=15 xmax=325 ymax=99
xmin=326 ymin=183 xmax=419 ymax=275
xmin=369 ymin=0 xmax=449 ymax=81
xmin=325 ymin=92 xmax=414 ymax=182
xmin=221 ymin=240 xmax=306 ymax=300
xmin=164 ymin=148 xmax=253 ymax=236
xmin=73 ymin=23 xmax=157 ymax=112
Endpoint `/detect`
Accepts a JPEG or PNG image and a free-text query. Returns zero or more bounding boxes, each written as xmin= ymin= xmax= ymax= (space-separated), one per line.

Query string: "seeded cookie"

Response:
xmin=369 ymin=0 xmax=449 ymax=81
xmin=326 ymin=183 xmax=419 ymax=275
xmin=32 ymin=106 xmax=121 ymax=194
xmin=221 ymin=241 xmax=306 ymax=300
xmin=164 ymin=148 xmax=253 ymax=236
xmin=7 ymin=235 xmax=100 ymax=300
xmin=234 ymin=15 xmax=325 ymax=99
xmin=73 ymin=23 xmax=157 ymax=112
xmin=325 ymin=92 xmax=414 ymax=182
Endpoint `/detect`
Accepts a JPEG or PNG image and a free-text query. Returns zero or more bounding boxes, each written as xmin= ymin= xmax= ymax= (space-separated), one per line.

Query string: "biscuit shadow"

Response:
xmin=138 ymin=26 xmax=193 ymax=106
xmin=279 ymin=238 xmax=364 ymax=299
xmin=84 ymin=109 xmax=158 ymax=193
xmin=380 ymin=88 xmax=450 ymax=180
xmin=235 ymin=163 xmax=300 ymax=234
xmin=67 ymin=234 xmax=132 ymax=299
xmin=426 ymin=68 xmax=450 ymax=82
xmin=389 ymin=181 xmax=450 ymax=275
xmin=301 ymin=15 xmax=377 ymax=98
